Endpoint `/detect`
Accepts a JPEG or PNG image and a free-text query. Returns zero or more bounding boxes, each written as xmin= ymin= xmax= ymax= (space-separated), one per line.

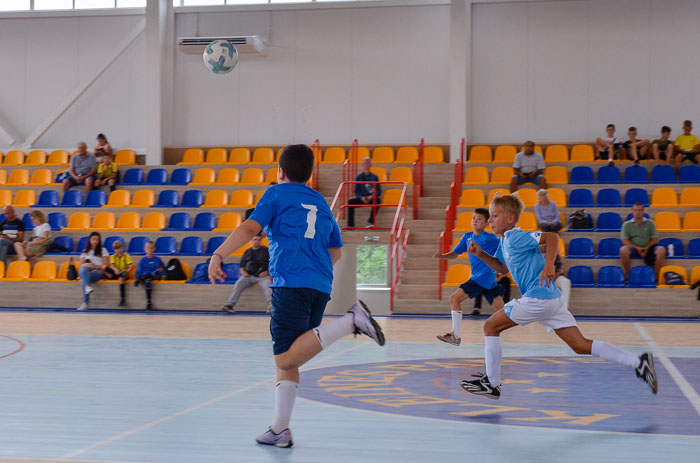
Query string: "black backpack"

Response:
xmin=66 ymin=258 xmax=78 ymax=281
xmin=568 ymin=210 xmax=591 ymax=229
xmin=166 ymin=258 xmax=187 ymax=281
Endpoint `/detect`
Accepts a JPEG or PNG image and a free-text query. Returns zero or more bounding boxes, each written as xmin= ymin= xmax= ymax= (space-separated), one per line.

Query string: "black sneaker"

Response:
xmin=119 ymin=298 xmax=126 ymax=307
xmin=460 ymin=372 xmax=501 ymax=400
xmin=470 ymin=309 xmax=481 ymax=316
xmin=221 ymin=304 xmax=235 ymax=314
xmin=146 ymin=302 xmax=153 ymax=311
xmin=635 ymin=352 xmax=658 ymax=394
xmin=634 ymin=159 xmax=640 ymax=166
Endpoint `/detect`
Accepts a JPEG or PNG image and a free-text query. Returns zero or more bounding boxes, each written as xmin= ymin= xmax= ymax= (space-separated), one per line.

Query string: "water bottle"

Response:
xmin=668 ymin=244 xmax=674 ymax=257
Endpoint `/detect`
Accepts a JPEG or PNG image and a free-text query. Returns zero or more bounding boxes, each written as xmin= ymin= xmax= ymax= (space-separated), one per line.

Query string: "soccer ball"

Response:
xmin=203 ymin=40 xmax=238 ymax=75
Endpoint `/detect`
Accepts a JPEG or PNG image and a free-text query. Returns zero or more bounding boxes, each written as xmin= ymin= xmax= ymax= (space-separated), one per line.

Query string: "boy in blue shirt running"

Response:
xmin=461 ymin=193 xmax=658 ymax=399
xmin=433 ymin=208 xmax=503 ymax=346
xmin=134 ymin=241 xmax=165 ymax=311
xmin=208 ymin=144 xmax=385 ymax=448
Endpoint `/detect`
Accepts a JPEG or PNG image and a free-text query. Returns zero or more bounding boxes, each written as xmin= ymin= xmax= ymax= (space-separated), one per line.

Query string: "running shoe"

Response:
xmin=255 ymin=427 xmax=293 ymax=448
xmin=348 ymin=300 xmax=386 ymax=346
xmin=460 ymin=372 xmax=501 ymax=400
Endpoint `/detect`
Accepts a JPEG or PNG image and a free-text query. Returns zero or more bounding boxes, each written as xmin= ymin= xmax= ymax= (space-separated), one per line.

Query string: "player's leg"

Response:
xmin=437 ymin=288 xmax=469 ymax=345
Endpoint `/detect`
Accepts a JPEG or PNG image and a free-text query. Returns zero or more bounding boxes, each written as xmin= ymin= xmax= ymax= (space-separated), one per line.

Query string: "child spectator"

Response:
xmin=651 ymin=126 xmax=674 ymax=162
xmin=106 ymin=241 xmax=133 ymax=307
xmin=93 ymin=133 xmax=113 ymax=156
xmin=135 ymin=241 xmax=166 ymax=311
xmin=78 ymin=232 xmax=109 ymax=311
xmin=595 ymin=123 xmax=620 ymax=166
xmin=14 ymin=210 xmax=51 ymax=260
xmin=674 ymin=120 xmax=700 ymax=168
xmin=621 ymin=127 xmax=650 ymax=165
xmin=94 ymin=152 xmax=118 ymax=192
xmin=534 ymin=189 xmax=562 ymax=232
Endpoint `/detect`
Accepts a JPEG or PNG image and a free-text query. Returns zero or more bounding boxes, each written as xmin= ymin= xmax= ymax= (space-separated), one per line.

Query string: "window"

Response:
xmin=182 ymin=0 xmax=225 ymax=5
xmin=356 ymin=245 xmax=387 ymax=286
xmin=117 ymin=0 xmax=146 ymax=7
xmin=34 ymin=0 xmax=73 ymax=9
xmin=0 ymin=0 xmax=29 ymax=11
xmin=76 ymin=0 xmax=115 ymax=8
xmin=226 ymin=0 xmax=268 ymax=4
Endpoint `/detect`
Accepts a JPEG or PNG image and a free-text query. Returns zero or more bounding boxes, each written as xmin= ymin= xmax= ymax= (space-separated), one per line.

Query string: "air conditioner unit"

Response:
xmin=177 ymin=36 xmax=267 ymax=56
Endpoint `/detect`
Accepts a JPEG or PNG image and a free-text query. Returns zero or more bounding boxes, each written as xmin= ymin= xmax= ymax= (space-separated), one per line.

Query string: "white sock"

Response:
xmin=591 ymin=340 xmax=639 ymax=368
xmin=271 ymin=380 xmax=298 ymax=434
xmin=484 ymin=336 xmax=502 ymax=386
xmin=451 ymin=310 xmax=462 ymax=339
xmin=313 ymin=313 xmax=354 ymax=349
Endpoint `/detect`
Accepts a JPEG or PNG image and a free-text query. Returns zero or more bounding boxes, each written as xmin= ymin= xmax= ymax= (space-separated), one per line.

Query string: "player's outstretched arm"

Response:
xmin=468 ymin=240 xmax=508 ymax=274
xmin=209 ymin=219 xmax=262 ymax=284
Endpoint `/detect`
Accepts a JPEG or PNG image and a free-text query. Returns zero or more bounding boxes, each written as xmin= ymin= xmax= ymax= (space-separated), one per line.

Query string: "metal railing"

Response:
xmin=438 ymin=138 xmax=465 ymax=299
xmin=311 ymin=138 xmax=321 ymax=190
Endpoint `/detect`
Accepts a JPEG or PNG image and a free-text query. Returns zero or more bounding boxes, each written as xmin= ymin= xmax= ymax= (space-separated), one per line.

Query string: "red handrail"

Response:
xmin=438 ymin=138 xmax=466 ymax=298
xmin=312 ymin=138 xmax=320 ymax=191
xmin=418 ymin=138 xmax=425 ymax=196
xmin=341 ymin=139 xmax=360 ymax=221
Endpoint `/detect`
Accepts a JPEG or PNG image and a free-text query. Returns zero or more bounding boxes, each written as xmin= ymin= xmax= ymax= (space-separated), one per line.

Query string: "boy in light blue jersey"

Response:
xmin=208 ymin=144 xmax=385 ymax=449
xmin=461 ymin=193 xmax=658 ymax=400
xmin=433 ymin=208 xmax=504 ymax=346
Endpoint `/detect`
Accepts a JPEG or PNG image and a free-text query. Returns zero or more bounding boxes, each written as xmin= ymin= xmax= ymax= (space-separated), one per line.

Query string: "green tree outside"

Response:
xmin=356 ymin=245 xmax=387 ymax=286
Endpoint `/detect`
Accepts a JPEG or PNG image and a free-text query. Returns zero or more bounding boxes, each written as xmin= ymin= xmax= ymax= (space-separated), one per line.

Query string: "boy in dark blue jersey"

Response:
xmin=135 ymin=241 xmax=165 ymax=311
xmin=433 ymin=208 xmax=503 ymax=346
xmin=209 ymin=144 xmax=385 ymax=448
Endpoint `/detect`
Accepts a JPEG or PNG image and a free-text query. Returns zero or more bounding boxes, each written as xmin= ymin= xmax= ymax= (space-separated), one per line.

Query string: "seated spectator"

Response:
xmin=347 ymin=157 xmax=381 ymax=228
xmin=534 ymin=189 xmax=562 ymax=232
xmin=221 ymin=235 xmax=272 ymax=314
xmin=94 ymin=152 xmax=119 ymax=192
xmin=134 ymin=241 xmax=166 ymax=311
xmin=621 ymin=126 xmax=650 ymax=165
xmin=105 ymin=241 xmax=133 ymax=307
xmin=0 ymin=205 xmax=25 ymax=265
xmin=78 ymin=232 xmax=109 ymax=311
xmin=651 ymin=126 xmax=674 ymax=162
xmin=595 ymin=123 xmax=621 ymax=166
xmin=472 ymin=272 xmax=510 ymax=316
xmin=674 ymin=120 xmax=700 ymax=168
xmin=14 ymin=210 xmax=51 ymax=261
xmin=619 ymin=203 xmax=666 ymax=281
xmin=509 ymin=141 xmax=546 ymax=192
xmin=63 ymin=142 xmax=97 ymax=193
xmin=554 ymin=252 xmax=571 ymax=308
xmin=93 ymin=133 xmax=113 ymax=157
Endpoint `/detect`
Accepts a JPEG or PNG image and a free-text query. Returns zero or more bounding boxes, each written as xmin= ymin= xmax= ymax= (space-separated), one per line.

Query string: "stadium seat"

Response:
xmin=82 ymin=189 xmax=103 ymax=207
xmin=457 ymin=189 xmax=485 ymax=208
xmin=678 ymin=165 xmax=700 ymax=183
xmin=395 ymin=147 xmax=419 ymax=163
xmin=28 ymin=169 xmax=52 ymax=186
xmin=191 ymin=168 xmax=216 ymax=186
xmin=121 ymin=168 xmax=144 ymax=185
xmin=114 ymin=149 xmax=136 ymax=165
xmin=63 ymin=212 xmax=91 ymax=231
xmin=127 ymin=190 xmax=155 ymax=208
xmin=372 ymin=147 xmax=394 ymax=164
xmin=423 ymin=146 xmax=444 ymax=163
xmin=680 ymin=187 xmax=700 ymax=206
xmin=493 ymin=146 xmax=516 ymax=163
xmin=347 ymin=146 xmax=370 ymax=164
xmin=596 ymin=188 xmax=622 ymax=207
xmin=370 ymin=167 xmax=388 ymax=182
xmin=35 ymin=190 xmax=59 ymax=208
xmin=164 ymin=212 xmax=191 ymax=231
xmin=490 ymin=166 xmax=514 ymax=185
xmin=657 ymin=265 xmax=689 ymax=288
xmin=265 ymin=168 xmax=278 ymax=184
xmin=205 ymin=237 xmax=226 ymax=255
xmin=518 ymin=212 xmax=537 ymax=231
xmin=516 ymin=188 xmax=538 ymax=207
xmin=3 ymin=150 xmax=24 ymax=166
xmin=213 ymin=212 xmax=241 ymax=231
xmin=90 ymin=212 xmax=115 ymax=231
xmin=469 ymin=146 xmax=492 ymax=162
xmin=443 ymin=264 xmax=471 ymax=287
xmin=558 ymin=237 xmax=566 ymax=257
xmin=567 ymin=238 xmax=595 ymax=258
xmin=597 ymin=237 xmax=622 ymax=258
xmin=105 ymin=190 xmax=131 ymax=208
xmin=240 ymin=168 xmax=264 ymax=185
xmin=191 ymin=213 xmax=215 ymax=232
xmin=229 ymin=190 xmax=254 ymax=207
xmin=659 ymin=237 xmax=684 ymax=258
xmin=321 ymin=147 xmax=346 ymax=164
xmin=623 ymin=165 xmax=648 ymax=184
xmin=683 ymin=211 xmax=700 ymax=232
xmin=623 ymin=188 xmax=649 ymax=207
xmin=654 ymin=211 xmax=681 ymax=232
xmin=47 ymin=236 xmax=73 ymax=255
xmin=2 ymin=261 xmax=30 ymax=281
xmin=6 ymin=169 xmax=29 ymax=186
xmin=691 ymin=266 xmax=700 ymax=287
xmin=687 ymin=238 xmax=700 ymax=258
xmin=154 ymin=190 xmax=178 ymax=208
xmin=0 ymin=170 xmax=5 ymax=185
xmin=0 ymin=189 xmax=11 ymax=206
xmin=116 ymin=212 xmax=141 ymax=231
xmin=13 ymin=190 xmax=36 ymax=207
xmin=179 ymin=236 xmax=203 ymax=256
xmin=214 ymin=168 xmax=240 ymax=185
xmin=544 ymin=166 xmax=568 ymax=184
xmin=596 ymin=212 xmax=622 ymax=232
xmin=570 ymin=145 xmax=594 ymax=162
xmin=103 ymin=236 xmax=125 ymax=254
xmin=145 ymin=168 xmax=168 ymax=185
xmin=568 ymin=266 xmax=594 ymax=287
xmin=389 ymin=167 xmax=413 ymax=184
xmin=180 ymin=190 xmax=204 ymax=208
xmin=252 ymin=148 xmax=275 ymax=164
xmin=154 ymin=236 xmax=177 ymax=255
xmin=381 ymin=189 xmax=406 ymax=206
xmin=569 ymin=166 xmax=594 ymax=184
xmin=520 ymin=145 xmax=543 ymax=154
xmin=228 ymin=148 xmax=251 ymax=164
xmin=547 ymin=188 xmax=567 ymax=207
xmin=650 ymin=187 xmax=678 ymax=207
xmin=48 ymin=212 xmax=66 ymax=231
xmin=170 ymin=168 xmax=192 ymax=185
xmin=141 ymin=212 xmax=165 ymax=231
xmin=203 ymin=148 xmax=227 ymax=165
xmin=202 ymin=190 xmax=229 ymax=208
xmin=568 ymin=189 xmax=594 ymax=207
xmin=597 ymin=266 xmax=625 ymax=288
xmin=596 ymin=165 xmax=621 ymax=184
xmin=464 ymin=166 xmax=489 ymax=185
xmin=46 ymin=150 xmax=69 ymax=166
xmin=650 ymin=165 xmax=676 ymax=184
xmin=128 ymin=236 xmax=149 ymax=256
xmin=21 ymin=213 xmax=34 ymax=231
xmin=76 ymin=236 xmax=89 ymax=254
xmin=544 ymin=145 xmax=568 ymax=162
xmin=254 ymin=190 xmax=266 ymax=204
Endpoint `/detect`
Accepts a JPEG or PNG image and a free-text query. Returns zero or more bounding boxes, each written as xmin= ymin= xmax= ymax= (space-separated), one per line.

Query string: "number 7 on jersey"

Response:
xmin=301 ymin=204 xmax=317 ymax=239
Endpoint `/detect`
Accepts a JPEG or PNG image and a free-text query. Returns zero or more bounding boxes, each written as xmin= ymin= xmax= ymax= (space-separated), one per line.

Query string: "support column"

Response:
xmin=449 ymin=0 xmax=471 ymax=162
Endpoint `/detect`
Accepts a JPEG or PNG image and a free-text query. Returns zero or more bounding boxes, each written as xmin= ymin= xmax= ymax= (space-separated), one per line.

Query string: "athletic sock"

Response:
xmin=119 ymin=283 xmax=125 ymax=300
xmin=313 ymin=313 xmax=354 ymax=349
xmin=271 ymin=380 xmax=298 ymax=434
xmin=484 ymin=336 xmax=502 ymax=386
xmin=146 ymin=288 xmax=152 ymax=303
xmin=591 ymin=340 xmax=639 ymax=368
xmin=451 ymin=310 xmax=463 ymax=339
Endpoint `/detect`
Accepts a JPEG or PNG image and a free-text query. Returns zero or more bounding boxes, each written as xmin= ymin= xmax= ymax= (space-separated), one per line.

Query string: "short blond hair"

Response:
xmin=29 ymin=210 xmax=47 ymax=224
xmin=536 ymin=188 xmax=549 ymax=198
xmin=491 ymin=192 xmax=525 ymax=221
xmin=112 ymin=241 xmax=123 ymax=250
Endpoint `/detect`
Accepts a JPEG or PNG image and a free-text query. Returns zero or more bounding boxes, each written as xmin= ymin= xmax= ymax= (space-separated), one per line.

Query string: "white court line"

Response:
xmin=634 ymin=322 xmax=700 ymax=416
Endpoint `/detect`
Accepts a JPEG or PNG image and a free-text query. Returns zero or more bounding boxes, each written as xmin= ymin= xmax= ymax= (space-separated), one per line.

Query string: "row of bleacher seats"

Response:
xmin=565 ymin=237 xmax=700 ymax=259
xmin=464 ymin=165 xmax=700 ymax=185
xmin=0 ymin=150 xmax=136 ymax=166
xmin=469 ymin=144 xmax=664 ymax=163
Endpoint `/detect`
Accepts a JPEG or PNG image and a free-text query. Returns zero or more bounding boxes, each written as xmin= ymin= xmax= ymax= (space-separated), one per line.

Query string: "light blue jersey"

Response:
xmin=249 ymin=183 xmax=343 ymax=294
xmin=453 ymin=231 xmax=500 ymax=289
xmin=495 ymin=227 xmax=561 ymax=300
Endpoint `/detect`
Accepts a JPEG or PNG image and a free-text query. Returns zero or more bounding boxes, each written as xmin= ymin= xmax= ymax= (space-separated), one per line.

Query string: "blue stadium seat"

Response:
xmin=596 ymin=188 xmax=621 ymax=207
xmin=623 ymin=165 xmax=648 ymax=184
xmin=21 ymin=213 xmax=34 ymax=231
xmin=221 ymin=263 xmax=240 ymax=284
xmin=623 ymin=188 xmax=650 ymax=207
xmin=658 ymin=237 xmax=684 ymax=259
xmin=155 ymin=236 xmax=177 ymax=255
xmin=567 ymin=238 xmax=595 ymax=258
xmin=76 ymin=236 xmax=89 ymax=254
xmin=120 ymin=168 xmax=144 ymax=185
xmin=128 ymin=236 xmax=149 ymax=256
xmin=568 ymin=189 xmax=594 ymax=207
xmin=180 ymin=190 xmax=204 ymax=207
xmin=84 ymin=189 xmax=107 ymax=207
xmin=205 ymin=237 xmax=225 ymax=255
xmin=597 ymin=238 xmax=622 ymax=258
xmin=596 ymin=166 xmax=621 ymax=184
xmin=170 ymin=168 xmax=192 ymax=185
xmin=569 ymin=166 xmax=594 ymax=184
xmin=628 ymin=266 xmax=656 ymax=288
xmin=650 ymin=165 xmax=676 ymax=184
xmin=596 ymin=212 xmax=622 ymax=232
xmin=48 ymin=212 xmax=66 ymax=231
xmin=625 ymin=213 xmax=650 ymax=221
xmin=569 ymin=266 xmax=595 ymax=287
xmin=46 ymin=235 xmax=74 ymax=255
xmin=186 ymin=263 xmax=209 ymax=284
xmin=103 ymin=236 xmax=126 ymax=254
xmin=192 ymin=212 xmax=216 ymax=231
xmin=688 ymin=238 xmax=700 ymax=258
xmin=59 ymin=190 xmax=82 ymax=207
xmin=153 ymin=190 xmax=179 ymax=208
xmin=597 ymin=266 xmax=625 ymax=288
xmin=179 ymin=236 xmax=203 ymax=256
xmin=35 ymin=190 xmax=59 ymax=208
xmin=144 ymin=168 xmax=168 ymax=185
xmin=678 ymin=165 xmax=700 ymax=183
xmin=163 ymin=212 xmax=191 ymax=231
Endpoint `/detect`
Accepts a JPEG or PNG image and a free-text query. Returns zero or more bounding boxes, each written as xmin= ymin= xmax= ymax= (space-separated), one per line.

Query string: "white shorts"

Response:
xmin=503 ymin=296 xmax=577 ymax=332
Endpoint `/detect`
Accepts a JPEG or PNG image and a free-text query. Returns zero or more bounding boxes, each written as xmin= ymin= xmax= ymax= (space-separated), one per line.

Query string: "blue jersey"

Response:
xmin=249 ymin=182 xmax=343 ymax=294
xmin=453 ymin=231 xmax=500 ymax=289
xmin=136 ymin=256 xmax=165 ymax=279
xmin=495 ymin=227 xmax=561 ymax=300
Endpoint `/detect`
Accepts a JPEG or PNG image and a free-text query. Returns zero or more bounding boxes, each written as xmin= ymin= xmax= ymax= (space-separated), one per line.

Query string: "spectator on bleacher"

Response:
xmin=621 ymin=127 xmax=650 ymax=166
xmin=63 ymin=142 xmax=97 ymax=193
xmin=0 ymin=205 xmax=25 ymax=265
xmin=347 ymin=157 xmax=381 ymax=228
xmin=106 ymin=241 xmax=133 ymax=307
xmin=14 ymin=210 xmax=51 ymax=261
xmin=619 ymin=203 xmax=666 ymax=281
xmin=77 ymin=232 xmax=109 ymax=311
xmin=595 ymin=123 xmax=620 ymax=166
xmin=509 ymin=141 xmax=546 ymax=193
xmin=93 ymin=133 xmax=113 ymax=157
xmin=94 ymin=152 xmax=119 ymax=192
xmin=534 ymin=189 xmax=562 ymax=232
xmin=134 ymin=241 xmax=166 ymax=311
xmin=554 ymin=252 xmax=571 ymax=308
xmin=673 ymin=120 xmax=700 ymax=169
xmin=221 ymin=235 xmax=272 ymax=314
xmin=651 ymin=126 xmax=674 ymax=163
xmin=472 ymin=272 xmax=510 ymax=316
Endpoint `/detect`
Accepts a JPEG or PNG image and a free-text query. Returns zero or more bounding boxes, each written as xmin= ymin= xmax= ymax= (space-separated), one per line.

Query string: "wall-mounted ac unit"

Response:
xmin=177 ymin=36 xmax=267 ymax=56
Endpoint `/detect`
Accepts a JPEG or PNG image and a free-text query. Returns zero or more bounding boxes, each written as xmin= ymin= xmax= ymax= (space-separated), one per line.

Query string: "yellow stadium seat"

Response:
xmin=654 ymin=211 xmax=681 ymax=232
xmin=252 ymin=148 xmax=275 ymax=164
xmin=25 ymin=150 xmax=47 ymax=166
xmin=381 ymin=189 xmax=406 ymax=206
xmin=348 ymin=146 xmax=370 ymax=164
xmin=46 ymin=150 xmax=69 ymax=166
xmin=370 ymin=167 xmax=388 ymax=183
xmin=0 ymin=261 xmax=5 ymax=278
xmin=454 ymin=212 xmax=475 ymax=232
xmin=202 ymin=189 xmax=229 ymax=208
xmin=464 ymin=166 xmax=489 ymax=185
xmin=570 ymin=145 xmax=595 ymax=162
xmin=443 ymin=264 xmax=471 ymax=287
xmin=516 ymin=188 xmax=538 ymax=207
xmin=54 ymin=261 xmax=75 ymax=282
xmin=5 ymin=169 xmax=29 ymax=186
xmin=487 ymin=188 xmax=509 ymax=205
xmin=127 ymin=190 xmax=155 ymax=208
xmin=690 ymin=266 xmax=700 ymax=286
xmin=490 ymin=166 xmax=515 ymax=184
xmin=2 ymin=260 xmax=29 ymax=281
xmin=0 ymin=189 xmax=11 ymax=206
xmin=116 ymin=212 xmax=141 ymax=231
xmin=240 ymin=168 xmax=264 ymax=185
xmin=395 ymin=147 xmax=419 ymax=163
xmin=683 ymin=211 xmax=700 ymax=232
xmin=3 ymin=150 xmax=24 ymax=166
xmin=558 ymin=237 xmax=566 ymax=257
xmin=214 ymin=168 xmax=240 ymax=185
xmin=518 ymin=211 xmax=538 ymax=231
xmin=493 ymin=146 xmax=517 ymax=163
xmin=255 ymin=190 xmax=266 ymax=205
xmin=26 ymin=260 xmax=56 ymax=282
xmin=372 ymin=146 xmax=394 ymax=164
xmin=545 ymin=166 xmax=568 ymax=185
xmin=141 ymin=212 xmax=165 ymax=231
xmin=13 ymin=190 xmax=36 ymax=207
xmin=520 ymin=145 xmax=543 ymax=155
xmin=265 ymin=168 xmax=278 ymax=184
xmin=228 ymin=147 xmax=251 ymax=164
xmin=680 ymin=187 xmax=700 ymax=207
xmin=0 ymin=170 xmax=5 ymax=185
xmin=114 ymin=149 xmax=136 ymax=165
xmin=28 ymin=169 xmax=52 ymax=186
xmin=191 ymin=168 xmax=216 ymax=186
xmin=422 ymin=146 xmax=443 ymax=163
xmin=105 ymin=190 xmax=131 ymax=208
xmin=63 ymin=212 xmax=91 ymax=231
xmin=321 ymin=147 xmax=346 ymax=164
xmin=651 ymin=188 xmax=678 ymax=207
xmin=389 ymin=167 xmax=413 ymax=184
xmin=203 ymin=148 xmax=227 ymax=165
xmin=658 ymin=265 xmax=690 ymax=288
xmin=469 ymin=146 xmax=492 ymax=163
xmin=229 ymin=190 xmax=254 ymax=207
xmin=545 ymin=145 xmax=569 ymax=162
xmin=213 ymin=212 xmax=242 ymax=231
xmin=178 ymin=148 xmax=204 ymax=165
xmin=92 ymin=212 xmax=116 ymax=231
xmin=547 ymin=188 xmax=567 ymax=207
xmin=457 ymin=189 xmax=485 ymax=208
xmin=451 ymin=237 xmax=468 ymax=257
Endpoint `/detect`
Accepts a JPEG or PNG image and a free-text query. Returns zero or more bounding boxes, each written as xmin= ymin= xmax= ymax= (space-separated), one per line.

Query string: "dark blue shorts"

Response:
xmin=458 ymin=279 xmax=503 ymax=305
xmin=270 ymin=287 xmax=331 ymax=355
xmin=67 ymin=175 xmax=97 ymax=186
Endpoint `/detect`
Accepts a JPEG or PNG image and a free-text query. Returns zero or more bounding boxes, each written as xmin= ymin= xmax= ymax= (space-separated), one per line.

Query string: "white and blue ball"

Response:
xmin=203 ymin=40 xmax=238 ymax=75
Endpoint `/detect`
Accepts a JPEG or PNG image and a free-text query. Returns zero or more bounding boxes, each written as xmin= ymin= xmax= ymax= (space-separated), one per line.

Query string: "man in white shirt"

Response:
xmin=596 ymin=123 xmax=621 ymax=166
xmin=509 ymin=141 xmax=546 ymax=192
